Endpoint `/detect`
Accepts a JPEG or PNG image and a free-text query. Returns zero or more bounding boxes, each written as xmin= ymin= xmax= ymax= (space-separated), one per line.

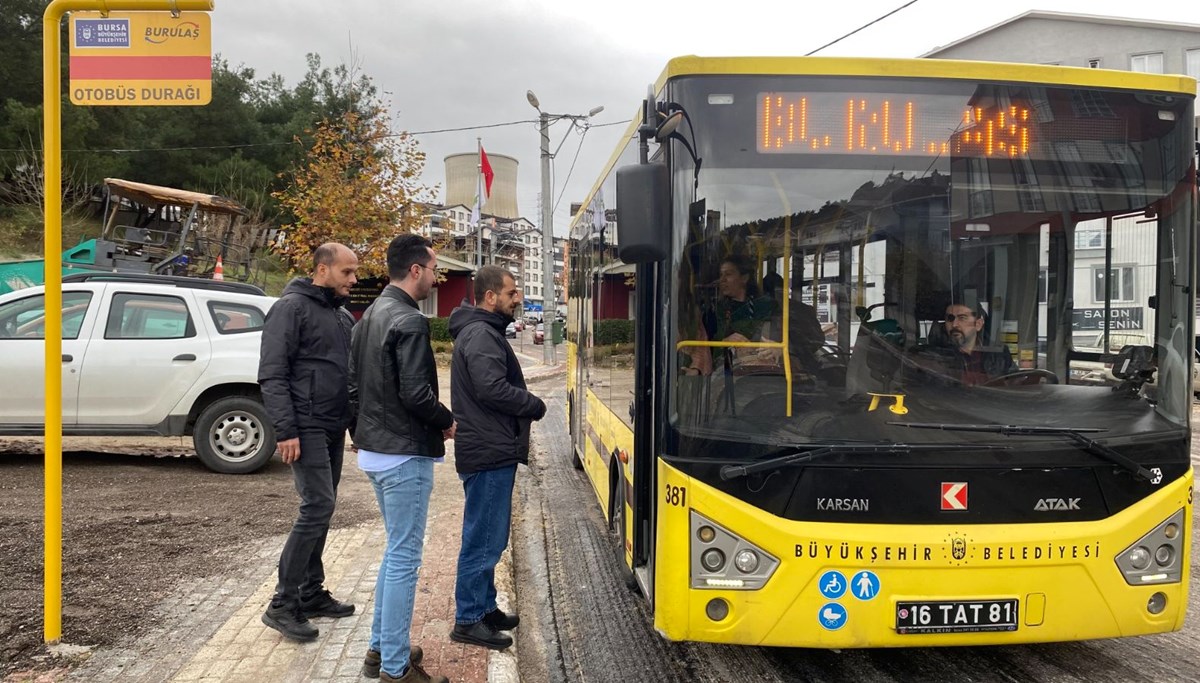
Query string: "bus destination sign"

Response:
xmin=758 ymin=92 xmax=1032 ymax=158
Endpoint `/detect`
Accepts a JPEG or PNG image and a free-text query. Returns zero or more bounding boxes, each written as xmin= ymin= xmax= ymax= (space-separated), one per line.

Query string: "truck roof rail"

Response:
xmin=61 ymin=272 xmax=266 ymax=296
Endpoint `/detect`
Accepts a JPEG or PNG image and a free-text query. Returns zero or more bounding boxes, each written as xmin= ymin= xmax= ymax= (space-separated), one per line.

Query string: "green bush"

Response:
xmin=429 ymin=317 xmax=451 ymax=342
xmin=594 ymin=319 xmax=633 ymax=345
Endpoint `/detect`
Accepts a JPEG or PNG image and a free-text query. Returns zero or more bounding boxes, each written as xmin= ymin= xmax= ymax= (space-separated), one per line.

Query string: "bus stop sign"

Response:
xmin=69 ymin=12 xmax=211 ymax=106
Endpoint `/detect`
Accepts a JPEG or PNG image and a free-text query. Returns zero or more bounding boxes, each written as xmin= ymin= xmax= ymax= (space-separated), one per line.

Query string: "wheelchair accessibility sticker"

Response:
xmin=819 ymin=602 xmax=847 ymax=630
xmin=818 ymin=570 xmax=847 ymax=599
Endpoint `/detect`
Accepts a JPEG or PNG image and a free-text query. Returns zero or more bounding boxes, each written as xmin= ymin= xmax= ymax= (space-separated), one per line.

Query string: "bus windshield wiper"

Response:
xmin=889 ymin=422 xmax=1153 ymax=482
xmin=719 ymin=442 xmax=1008 ymax=481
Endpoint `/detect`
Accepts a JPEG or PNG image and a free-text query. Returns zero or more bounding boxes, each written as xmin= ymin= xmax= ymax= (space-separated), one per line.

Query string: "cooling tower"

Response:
xmin=444 ymin=152 xmax=519 ymax=220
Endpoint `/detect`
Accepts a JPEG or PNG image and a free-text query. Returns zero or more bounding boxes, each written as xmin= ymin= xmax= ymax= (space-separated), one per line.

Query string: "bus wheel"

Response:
xmin=610 ymin=467 xmax=639 ymax=592
xmin=568 ymin=393 xmax=583 ymax=469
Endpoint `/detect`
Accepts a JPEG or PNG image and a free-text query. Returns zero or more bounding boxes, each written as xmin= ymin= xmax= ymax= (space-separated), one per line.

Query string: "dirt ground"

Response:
xmin=0 ymin=435 xmax=379 ymax=679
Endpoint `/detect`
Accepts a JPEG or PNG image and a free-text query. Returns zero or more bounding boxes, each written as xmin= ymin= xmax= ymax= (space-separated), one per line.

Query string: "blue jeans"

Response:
xmin=273 ymin=427 xmax=343 ymax=605
xmin=366 ymin=458 xmax=434 ymax=678
xmin=454 ymin=465 xmax=517 ymax=624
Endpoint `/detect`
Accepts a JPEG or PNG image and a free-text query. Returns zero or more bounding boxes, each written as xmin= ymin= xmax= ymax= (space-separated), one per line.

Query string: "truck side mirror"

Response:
xmin=1111 ymin=344 xmax=1155 ymax=380
xmin=615 ymin=163 xmax=669 ymax=263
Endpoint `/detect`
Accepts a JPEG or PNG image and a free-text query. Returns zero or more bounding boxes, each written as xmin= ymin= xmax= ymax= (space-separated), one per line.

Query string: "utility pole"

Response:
xmin=537 ymin=109 xmax=555 ymax=364
xmin=527 ymin=90 xmax=603 ymax=365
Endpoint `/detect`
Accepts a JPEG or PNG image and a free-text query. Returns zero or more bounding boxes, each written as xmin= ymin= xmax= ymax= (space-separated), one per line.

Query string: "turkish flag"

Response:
xmin=480 ymin=147 xmax=494 ymax=198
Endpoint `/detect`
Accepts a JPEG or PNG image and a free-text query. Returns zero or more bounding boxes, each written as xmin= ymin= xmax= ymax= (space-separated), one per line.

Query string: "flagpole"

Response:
xmin=475 ymin=137 xmax=482 ymax=276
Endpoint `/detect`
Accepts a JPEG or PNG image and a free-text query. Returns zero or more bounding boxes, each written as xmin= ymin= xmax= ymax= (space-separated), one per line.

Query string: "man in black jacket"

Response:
xmin=349 ymin=233 xmax=454 ymax=683
xmin=258 ymin=243 xmax=359 ymax=643
xmin=447 ymin=265 xmax=546 ymax=650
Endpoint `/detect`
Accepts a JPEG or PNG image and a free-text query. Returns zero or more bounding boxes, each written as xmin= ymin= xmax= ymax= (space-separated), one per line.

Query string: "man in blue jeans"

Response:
xmin=447 ymin=265 xmax=546 ymax=650
xmin=258 ymin=243 xmax=359 ymax=643
xmin=349 ymin=234 xmax=454 ymax=683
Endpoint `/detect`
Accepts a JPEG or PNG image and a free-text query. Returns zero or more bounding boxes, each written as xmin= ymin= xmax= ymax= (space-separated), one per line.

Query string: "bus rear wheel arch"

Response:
xmin=609 ymin=458 xmax=639 ymax=591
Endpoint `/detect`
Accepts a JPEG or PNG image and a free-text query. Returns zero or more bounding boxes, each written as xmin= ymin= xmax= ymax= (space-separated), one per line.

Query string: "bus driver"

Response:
xmin=935 ymin=302 xmax=1016 ymax=385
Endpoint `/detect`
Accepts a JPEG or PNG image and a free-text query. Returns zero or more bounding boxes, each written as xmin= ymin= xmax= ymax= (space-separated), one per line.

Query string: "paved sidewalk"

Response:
xmin=65 ymin=358 xmax=563 ymax=683
xmin=69 ymin=448 xmax=497 ymax=683
xmin=66 ymin=360 xmax=566 ymax=676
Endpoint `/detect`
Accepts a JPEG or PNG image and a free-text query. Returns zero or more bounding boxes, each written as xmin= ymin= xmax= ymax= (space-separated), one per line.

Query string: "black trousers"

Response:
xmin=272 ymin=427 xmax=344 ymax=606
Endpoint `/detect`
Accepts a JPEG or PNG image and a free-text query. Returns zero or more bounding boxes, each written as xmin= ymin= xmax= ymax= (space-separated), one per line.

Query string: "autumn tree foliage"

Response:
xmin=272 ymin=106 xmax=435 ymax=276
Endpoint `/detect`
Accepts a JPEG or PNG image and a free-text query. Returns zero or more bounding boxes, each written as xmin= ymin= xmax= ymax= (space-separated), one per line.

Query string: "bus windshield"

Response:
xmin=668 ymin=75 xmax=1195 ymax=452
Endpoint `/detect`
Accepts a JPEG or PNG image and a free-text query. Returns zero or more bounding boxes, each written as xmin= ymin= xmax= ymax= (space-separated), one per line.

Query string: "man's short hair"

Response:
xmin=313 ymin=244 xmax=338 ymax=270
xmin=386 ymin=233 xmax=433 ymax=280
xmin=945 ymin=302 xmax=983 ymax=319
xmin=474 ymin=265 xmax=513 ymax=302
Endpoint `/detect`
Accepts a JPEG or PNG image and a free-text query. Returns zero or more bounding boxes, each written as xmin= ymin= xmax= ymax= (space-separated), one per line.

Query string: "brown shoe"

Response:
xmin=379 ymin=660 xmax=448 ymax=683
xmin=362 ymin=646 xmax=423 ymax=679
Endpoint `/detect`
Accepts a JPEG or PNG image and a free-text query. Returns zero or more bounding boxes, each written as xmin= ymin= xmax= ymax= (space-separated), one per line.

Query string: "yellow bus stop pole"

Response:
xmin=41 ymin=0 xmax=215 ymax=644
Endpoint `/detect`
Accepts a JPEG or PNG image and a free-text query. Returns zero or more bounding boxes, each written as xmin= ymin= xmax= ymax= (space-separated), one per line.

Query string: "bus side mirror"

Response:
xmin=615 ymin=163 xmax=669 ymax=263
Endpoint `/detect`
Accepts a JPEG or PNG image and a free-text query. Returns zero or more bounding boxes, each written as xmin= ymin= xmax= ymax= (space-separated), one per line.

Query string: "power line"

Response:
xmin=553 ymin=125 xmax=590 ymax=214
xmin=0 ymin=116 xmax=623 ymax=154
xmin=0 ymin=140 xmax=298 ymax=154
xmin=403 ymin=118 xmax=538 ymax=136
xmin=805 ymin=0 xmax=921 ymax=56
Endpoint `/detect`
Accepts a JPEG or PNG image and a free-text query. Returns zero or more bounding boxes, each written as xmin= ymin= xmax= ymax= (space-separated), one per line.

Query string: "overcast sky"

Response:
xmin=211 ymin=1 xmax=1198 ymax=235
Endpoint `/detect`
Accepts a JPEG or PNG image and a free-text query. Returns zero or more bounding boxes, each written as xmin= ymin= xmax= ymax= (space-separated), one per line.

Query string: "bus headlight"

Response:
xmin=701 ymin=549 xmax=726 ymax=572
xmin=1115 ymin=509 xmax=1185 ymax=585
xmin=690 ymin=511 xmax=779 ymax=590
xmin=1155 ymin=544 xmax=1175 ymax=566
xmin=1128 ymin=547 xmax=1151 ymax=570
xmin=734 ymin=549 xmax=760 ymax=573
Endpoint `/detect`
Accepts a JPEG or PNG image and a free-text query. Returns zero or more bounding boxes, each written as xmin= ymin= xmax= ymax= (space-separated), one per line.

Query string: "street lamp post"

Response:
xmin=527 ymin=90 xmax=603 ymax=364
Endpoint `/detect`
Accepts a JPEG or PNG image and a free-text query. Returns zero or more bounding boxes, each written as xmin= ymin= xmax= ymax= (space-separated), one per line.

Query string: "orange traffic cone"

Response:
xmin=213 ymin=255 xmax=224 ymax=281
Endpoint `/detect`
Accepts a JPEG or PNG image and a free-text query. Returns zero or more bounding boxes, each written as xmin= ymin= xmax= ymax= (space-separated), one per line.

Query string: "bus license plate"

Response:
xmin=895 ymin=599 xmax=1018 ymax=634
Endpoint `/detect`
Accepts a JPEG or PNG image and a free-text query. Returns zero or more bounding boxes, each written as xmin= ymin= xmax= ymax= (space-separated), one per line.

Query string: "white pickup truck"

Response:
xmin=1071 ymin=330 xmax=1200 ymax=395
xmin=0 ymin=273 xmax=278 ymax=473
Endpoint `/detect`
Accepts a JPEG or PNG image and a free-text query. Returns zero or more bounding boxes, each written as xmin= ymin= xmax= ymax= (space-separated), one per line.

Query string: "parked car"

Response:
xmin=513 ymin=319 xmax=525 ymax=332
xmin=0 ymin=273 xmax=278 ymax=474
xmin=505 ymin=322 xmax=517 ymax=338
xmin=533 ymin=322 xmax=545 ymax=345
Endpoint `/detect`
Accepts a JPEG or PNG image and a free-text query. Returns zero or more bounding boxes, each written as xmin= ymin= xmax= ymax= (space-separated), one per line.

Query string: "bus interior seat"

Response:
xmin=846 ymin=318 xmax=905 ymax=394
xmin=925 ymin=321 xmax=949 ymax=348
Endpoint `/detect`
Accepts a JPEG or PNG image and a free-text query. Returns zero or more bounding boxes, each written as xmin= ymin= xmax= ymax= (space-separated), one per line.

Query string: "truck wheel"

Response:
xmin=193 ymin=396 xmax=276 ymax=474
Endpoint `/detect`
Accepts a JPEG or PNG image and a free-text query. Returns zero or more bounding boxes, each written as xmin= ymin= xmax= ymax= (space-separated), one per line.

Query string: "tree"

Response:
xmin=271 ymin=106 xmax=436 ymax=277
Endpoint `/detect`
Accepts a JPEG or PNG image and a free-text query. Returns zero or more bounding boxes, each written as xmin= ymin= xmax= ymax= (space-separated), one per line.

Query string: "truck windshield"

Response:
xmin=667 ymin=75 xmax=1195 ymax=453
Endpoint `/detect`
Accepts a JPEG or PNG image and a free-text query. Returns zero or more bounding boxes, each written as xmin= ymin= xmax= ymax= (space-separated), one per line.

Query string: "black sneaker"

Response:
xmin=363 ymin=646 xmax=423 ymax=679
xmin=300 ymin=589 xmax=355 ymax=618
xmin=483 ymin=607 xmax=520 ymax=631
xmin=262 ymin=603 xmax=319 ymax=642
xmin=449 ymin=620 xmax=512 ymax=650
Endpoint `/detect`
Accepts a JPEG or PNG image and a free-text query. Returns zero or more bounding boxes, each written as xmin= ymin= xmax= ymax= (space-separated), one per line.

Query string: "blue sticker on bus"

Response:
xmin=817 ymin=570 xmax=846 ymax=599
xmin=851 ymin=570 xmax=880 ymax=600
xmin=818 ymin=602 xmax=847 ymax=630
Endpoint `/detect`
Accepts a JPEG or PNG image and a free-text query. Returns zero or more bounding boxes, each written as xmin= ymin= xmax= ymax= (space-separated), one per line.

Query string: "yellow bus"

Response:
xmin=564 ymin=56 xmax=1196 ymax=647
